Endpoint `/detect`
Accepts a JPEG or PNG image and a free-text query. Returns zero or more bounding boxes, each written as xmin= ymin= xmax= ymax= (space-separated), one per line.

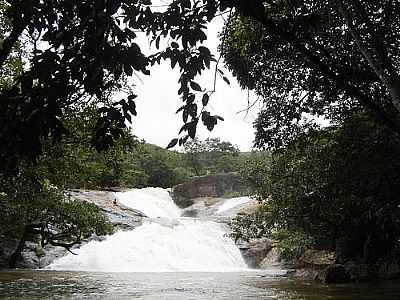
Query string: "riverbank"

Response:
xmin=0 ymin=189 xmax=144 ymax=269
xmin=2 ymin=182 xmax=399 ymax=285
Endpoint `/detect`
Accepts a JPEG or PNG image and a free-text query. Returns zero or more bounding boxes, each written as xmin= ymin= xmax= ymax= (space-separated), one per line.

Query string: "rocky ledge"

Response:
xmin=172 ymin=172 xmax=248 ymax=208
xmin=0 ymin=190 xmax=145 ymax=269
xmin=290 ymin=249 xmax=400 ymax=283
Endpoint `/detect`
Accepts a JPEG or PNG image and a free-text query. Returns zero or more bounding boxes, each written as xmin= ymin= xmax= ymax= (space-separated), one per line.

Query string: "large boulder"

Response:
xmin=0 ymin=239 xmax=19 ymax=269
xmin=260 ymin=247 xmax=281 ymax=269
xmin=237 ymin=238 xmax=273 ymax=268
xmin=317 ymin=264 xmax=352 ymax=283
xmin=172 ymin=172 xmax=247 ymax=208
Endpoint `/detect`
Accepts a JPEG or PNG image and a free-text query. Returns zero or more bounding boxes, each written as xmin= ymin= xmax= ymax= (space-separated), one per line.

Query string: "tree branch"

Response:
xmin=232 ymin=2 xmax=400 ymax=131
xmin=336 ymin=0 xmax=400 ymax=113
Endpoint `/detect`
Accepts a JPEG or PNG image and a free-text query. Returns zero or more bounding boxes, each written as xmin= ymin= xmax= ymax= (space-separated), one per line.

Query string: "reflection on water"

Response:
xmin=0 ymin=271 xmax=400 ymax=300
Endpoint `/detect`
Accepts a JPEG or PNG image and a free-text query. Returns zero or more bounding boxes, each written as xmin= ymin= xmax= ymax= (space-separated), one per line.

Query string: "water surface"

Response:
xmin=0 ymin=271 xmax=399 ymax=299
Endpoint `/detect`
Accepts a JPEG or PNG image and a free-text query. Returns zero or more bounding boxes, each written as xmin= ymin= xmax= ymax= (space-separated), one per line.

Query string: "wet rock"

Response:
xmin=102 ymin=208 xmax=143 ymax=230
xmin=0 ymin=239 xmax=19 ymax=269
xmin=317 ymin=264 xmax=352 ymax=284
xmin=260 ymin=247 xmax=281 ymax=269
xmin=290 ymin=268 xmax=320 ymax=280
xmin=343 ymin=262 xmax=375 ymax=282
xmin=237 ymin=238 xmax=272 ymax=268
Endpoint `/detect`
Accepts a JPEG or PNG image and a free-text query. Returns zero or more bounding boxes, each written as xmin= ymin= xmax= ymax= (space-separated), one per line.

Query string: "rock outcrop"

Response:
xmin=0 ymin=190 xmax=144 ymax=269
xmin=260 ymin=247 xmax=281 ymax=269
xmin=290 ymin=249 xmax=400 ymax=283
xmin=68 ymin=190 xmax=144 ymax=230
xmin=298 ymin=249 xmax=336 ymax=268
xmin=172 ymin=172 xmax=247 ymax=208
xmin=317 ymin=264 xmax=351 ymax=283
xmin=236 ymin=238 xmax=273 ymax=268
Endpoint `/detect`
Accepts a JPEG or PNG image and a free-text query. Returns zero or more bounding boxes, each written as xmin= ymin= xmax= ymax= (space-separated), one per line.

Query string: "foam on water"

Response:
xmin=48 ymin=188 xmax=248 ymax=272
xmin=116 ymin=188 xmax=180 ymax=218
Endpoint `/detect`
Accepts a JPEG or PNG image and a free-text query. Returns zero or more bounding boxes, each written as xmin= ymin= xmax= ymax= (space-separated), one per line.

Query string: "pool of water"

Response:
xmin=0 ymin=271 xmax=399 ymax=299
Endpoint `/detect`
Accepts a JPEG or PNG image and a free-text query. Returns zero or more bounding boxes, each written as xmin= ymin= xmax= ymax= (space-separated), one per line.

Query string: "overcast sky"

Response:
xmin=129 ymin=16 xmax=261 ymax=151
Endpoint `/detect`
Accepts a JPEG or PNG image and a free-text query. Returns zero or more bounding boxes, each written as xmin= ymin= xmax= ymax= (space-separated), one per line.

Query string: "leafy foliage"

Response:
xmin=0 ymin=0 xmax=233 ymax=172
xmin=233 ymin=115 xmax=400 ymax=262
xmin=183 ymin=137 xmax=240 ymax=175
xmin=221 ymin=1 xmax=400 ymax=149
xmin=0 ymin=167 xmax=113 ymax=267
xmin=271 ymin=230 xmax=314 ymax=261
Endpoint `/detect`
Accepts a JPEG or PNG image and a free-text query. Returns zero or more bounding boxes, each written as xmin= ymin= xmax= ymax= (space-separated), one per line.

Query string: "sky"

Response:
xmin=128 ymin=16 xmax=261 ymax=152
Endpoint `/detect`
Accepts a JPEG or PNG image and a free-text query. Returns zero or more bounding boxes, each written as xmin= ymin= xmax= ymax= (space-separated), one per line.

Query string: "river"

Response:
xmin=1 ymin=271 xmax=400 ymax=299
xmin=1 ymin=188 xmax=399 ymax=299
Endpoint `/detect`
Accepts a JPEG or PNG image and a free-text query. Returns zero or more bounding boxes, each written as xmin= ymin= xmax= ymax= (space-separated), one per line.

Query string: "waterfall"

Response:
xmin=48 ymin=188 xmax=248 ymax=272
xmin=217 ymin=196 xmax=253 ymax=214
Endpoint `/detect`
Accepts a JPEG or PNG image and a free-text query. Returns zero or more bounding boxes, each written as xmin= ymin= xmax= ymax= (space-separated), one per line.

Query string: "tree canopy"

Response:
xmin=221 ymin=0 xmax=400 ymax=149
xmin=1 ymin=0 xmax=400 ymax=163
xmin=233 ymin=114 xmax=400 ymax=262
xmin=183 ymin=137 xmax=240 ymax=175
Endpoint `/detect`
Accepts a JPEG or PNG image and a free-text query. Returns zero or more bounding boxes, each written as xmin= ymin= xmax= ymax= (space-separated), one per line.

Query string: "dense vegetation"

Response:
xmin=233 ymin=115 xmax=400 ymax=262
xmin=224 ymin=1 xmax=400 ymax=267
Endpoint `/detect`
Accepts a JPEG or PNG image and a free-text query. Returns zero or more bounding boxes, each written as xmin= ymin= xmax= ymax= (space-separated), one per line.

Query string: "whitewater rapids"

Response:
xmin=48 ymin=188 xmax=250 ymax=272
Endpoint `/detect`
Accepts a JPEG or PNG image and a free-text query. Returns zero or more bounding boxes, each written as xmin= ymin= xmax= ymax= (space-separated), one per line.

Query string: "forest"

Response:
xmin=0 ymin=0 xmax=399 ymax=281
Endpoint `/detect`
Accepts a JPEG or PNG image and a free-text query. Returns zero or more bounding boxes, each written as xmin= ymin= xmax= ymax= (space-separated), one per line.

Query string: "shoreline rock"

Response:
xmin=0 ymin=189 xmax=144 ymax=270
xmin=288 ymin=249 xmax=400 ymax=283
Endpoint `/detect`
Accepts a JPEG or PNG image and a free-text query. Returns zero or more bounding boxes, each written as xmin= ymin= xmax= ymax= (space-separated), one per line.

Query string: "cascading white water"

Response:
xmin=217 ymin=196 xmax=253 ymax=214
xmin=117 ymin=188 xmax=181 ymax=219
xmin=48 ymin=188 xmax=248 ymax=272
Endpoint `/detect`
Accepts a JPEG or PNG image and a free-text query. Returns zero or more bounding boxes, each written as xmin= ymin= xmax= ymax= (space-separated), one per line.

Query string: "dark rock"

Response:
xmin=260 ymin=247 xmax=281 ymax=269
xmin=344 ymin=261 xmax=376 ymax=282
xmin=298 ymin=250 xmax=336 ymax=268
xmin=378 ymin=259 xmax=400 ymax=280
xmin=172 ymin=173 xmax=247 ymax=208
xmin=290 ymin=268 xmax=320 ymax=280
xmin=237 ymin=238 xmax=273 ymax=268
xmin=318 ymin=264 xmax=352 ymax=284
xmin=181 ymin=209 xmax=199 ymax=218
xmin=0 ymin=239 xmax=19 ymax=269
